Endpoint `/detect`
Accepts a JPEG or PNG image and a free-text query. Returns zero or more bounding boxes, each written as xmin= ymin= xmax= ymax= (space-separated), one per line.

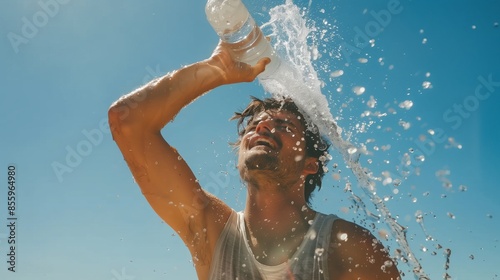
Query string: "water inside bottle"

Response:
xmin=222 ymin=16 xmax=280 ymax=78
xmin=222 ymin=15 xmax=254 ymax=43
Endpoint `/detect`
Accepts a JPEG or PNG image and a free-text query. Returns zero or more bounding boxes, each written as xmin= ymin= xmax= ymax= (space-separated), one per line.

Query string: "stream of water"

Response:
xmin=260 ymin=1 xmax=429 ymax=278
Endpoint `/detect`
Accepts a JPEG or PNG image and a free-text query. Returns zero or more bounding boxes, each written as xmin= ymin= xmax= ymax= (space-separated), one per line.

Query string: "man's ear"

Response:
xmin=303 ymin=157 xmax=319 ymax=175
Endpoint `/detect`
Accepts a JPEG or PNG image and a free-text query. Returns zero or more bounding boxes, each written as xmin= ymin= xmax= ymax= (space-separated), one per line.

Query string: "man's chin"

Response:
xmin=243 ymin=154 xmax=278 ymax=171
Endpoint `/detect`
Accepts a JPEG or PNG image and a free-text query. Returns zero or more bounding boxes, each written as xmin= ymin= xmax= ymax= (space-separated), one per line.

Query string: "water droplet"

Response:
xmin=422 ymin=81 xmax=433 ymax=89
xmin=422 ymin=38 xmax=427 ymax=44
xmin=447 ymin=137 xmax=462 ymax=149
xmin=383 ymin=177 xmax=392 ymax=186
xmin=399 ymin=100 xmax=414 ymax=110
xmin=412 ymin=197 xmax=417 ymax=203
xmin=315 ymin=248 xmax=325 ymax=256
xmin=353 ymin=86 xmax=366 ymax=95
xmin=338 ymin=232 xmax=348 ymax=241
xmin=309 ymin=229 xmax=317 ymax=240
xmin=399 ymin=120 xmax=411 ymax=130
xmin=367 ymin=96 xmax=377 ymax=108
xmin=347 ymin=147 xmax=358 ymax=154
xmin=415 ymin=211 xmax=423 ymax=222
xmin=378 ymin=229 xmax=389 ymax=240
xmin=358 ymin=57 xmax=368 ymax=64
xmin=472 ymin=25 xmax=477 ymax=29
xmin=330 ymin=70 xmax=344 ymax=78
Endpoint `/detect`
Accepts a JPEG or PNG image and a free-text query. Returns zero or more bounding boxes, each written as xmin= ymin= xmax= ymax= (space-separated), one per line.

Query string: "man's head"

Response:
xmin=231 ymin=96 xmax=330 ymax=205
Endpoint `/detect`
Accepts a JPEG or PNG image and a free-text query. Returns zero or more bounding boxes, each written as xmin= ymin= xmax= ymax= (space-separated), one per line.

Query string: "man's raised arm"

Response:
xmin=107 ymin=43 xmax=269 ymax=275
xmin=109 ymin=44 xmax=269 ymax=134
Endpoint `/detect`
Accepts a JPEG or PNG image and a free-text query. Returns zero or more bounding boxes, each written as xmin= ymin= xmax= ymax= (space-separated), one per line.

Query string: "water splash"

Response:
xmin=260 ymin=1 xmax=429 ymax=278
xmin=415 ymin=210 xmax=433 ymax=241
xmin=443 ymin=248 xmax=452 ymax=279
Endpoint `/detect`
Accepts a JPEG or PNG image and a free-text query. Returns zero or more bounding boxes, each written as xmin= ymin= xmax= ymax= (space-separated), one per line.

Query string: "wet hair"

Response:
xmin=231 ymin=96 xmax=330 ymax=206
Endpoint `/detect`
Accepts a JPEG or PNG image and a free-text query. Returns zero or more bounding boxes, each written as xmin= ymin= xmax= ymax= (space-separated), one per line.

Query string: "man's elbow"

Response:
xmin=108 ymin=101 xmax=135 ymax=140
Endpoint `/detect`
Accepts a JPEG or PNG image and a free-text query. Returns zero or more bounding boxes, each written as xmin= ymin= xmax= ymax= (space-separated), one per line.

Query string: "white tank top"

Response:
xmin=208 ymin=211 xmax=338 ymax=280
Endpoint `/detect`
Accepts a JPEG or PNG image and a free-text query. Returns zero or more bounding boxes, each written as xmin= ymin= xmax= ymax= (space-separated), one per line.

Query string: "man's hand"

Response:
xmin=207 ymin=40 xmax=271 ymax=85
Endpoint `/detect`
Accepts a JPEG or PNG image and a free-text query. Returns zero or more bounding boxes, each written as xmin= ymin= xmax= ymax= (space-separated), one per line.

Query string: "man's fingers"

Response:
xmin=254 ymin=57 xmax=271 ymax=75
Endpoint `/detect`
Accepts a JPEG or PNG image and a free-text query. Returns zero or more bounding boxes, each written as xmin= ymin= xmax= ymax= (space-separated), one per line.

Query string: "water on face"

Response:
xmin=258 ymin=0 xmax=429 ymax=278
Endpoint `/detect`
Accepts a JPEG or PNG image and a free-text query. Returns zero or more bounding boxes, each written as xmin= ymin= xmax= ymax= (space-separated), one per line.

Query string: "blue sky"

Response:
xmin=1 ymin=0 xmax=499 ymax=279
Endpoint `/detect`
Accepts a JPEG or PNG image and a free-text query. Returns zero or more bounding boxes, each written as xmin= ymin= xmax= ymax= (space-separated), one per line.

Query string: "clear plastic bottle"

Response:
xmin=205 ymin=0 xmax=281 ymax=79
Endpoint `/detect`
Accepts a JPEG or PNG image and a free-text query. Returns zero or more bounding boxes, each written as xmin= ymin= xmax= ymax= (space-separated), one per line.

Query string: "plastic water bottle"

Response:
xmin=205 ymin=0 xmax=281 ymax=79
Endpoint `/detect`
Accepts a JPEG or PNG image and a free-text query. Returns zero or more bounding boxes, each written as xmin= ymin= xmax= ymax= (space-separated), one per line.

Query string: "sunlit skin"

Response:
xmin=108 ymin=40 xmax=401 ymax=279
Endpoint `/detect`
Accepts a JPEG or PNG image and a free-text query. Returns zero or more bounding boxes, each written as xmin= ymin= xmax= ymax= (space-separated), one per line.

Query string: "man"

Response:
xmin=108 ymin=41 xmax=401 ymax=279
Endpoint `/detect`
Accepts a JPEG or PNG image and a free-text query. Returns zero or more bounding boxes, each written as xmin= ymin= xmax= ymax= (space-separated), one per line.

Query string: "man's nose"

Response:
xmin=255 ymin=119 xmax=273 ymax=134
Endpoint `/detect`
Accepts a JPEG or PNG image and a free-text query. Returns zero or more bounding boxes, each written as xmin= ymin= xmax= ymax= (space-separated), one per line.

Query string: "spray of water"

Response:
xmin=259 ymin=1 xmax=429 ymax=278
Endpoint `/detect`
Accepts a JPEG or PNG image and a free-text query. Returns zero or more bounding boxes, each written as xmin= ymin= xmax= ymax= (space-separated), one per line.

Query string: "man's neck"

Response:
xmin=243 ymin=182 xmax=316 ymax=265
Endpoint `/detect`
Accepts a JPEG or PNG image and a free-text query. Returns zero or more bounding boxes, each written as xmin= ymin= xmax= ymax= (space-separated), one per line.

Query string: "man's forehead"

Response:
xmin=252 ymin=109 xmax=307 ymax=132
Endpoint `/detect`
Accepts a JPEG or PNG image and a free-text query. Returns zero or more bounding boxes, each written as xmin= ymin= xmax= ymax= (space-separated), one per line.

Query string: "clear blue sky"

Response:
xmin=1 ymin=0 xmax=499 ymax=279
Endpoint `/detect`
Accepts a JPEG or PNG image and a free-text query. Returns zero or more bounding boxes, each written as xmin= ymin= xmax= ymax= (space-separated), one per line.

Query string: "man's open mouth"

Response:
xmin=250 ymin=136 xmax=278 ymax=150
xmin=255 ymin=139 xmax=273 ymax=148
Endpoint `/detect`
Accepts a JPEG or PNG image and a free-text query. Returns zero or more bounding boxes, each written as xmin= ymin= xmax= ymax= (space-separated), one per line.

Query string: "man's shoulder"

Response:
xmin=326 ymin=218 xmax=398 ymax=278
xmin=329 ymin=218 xmax=374 ymax=240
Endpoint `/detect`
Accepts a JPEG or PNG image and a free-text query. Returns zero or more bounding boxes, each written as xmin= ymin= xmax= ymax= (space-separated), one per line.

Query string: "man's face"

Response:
xmin=237 ymin=109 xmax=313 ymax=185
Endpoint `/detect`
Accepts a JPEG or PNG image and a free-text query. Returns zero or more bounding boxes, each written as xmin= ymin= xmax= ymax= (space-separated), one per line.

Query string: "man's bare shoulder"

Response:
xmin=328 ymin=218 xmax=401 ymax=279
